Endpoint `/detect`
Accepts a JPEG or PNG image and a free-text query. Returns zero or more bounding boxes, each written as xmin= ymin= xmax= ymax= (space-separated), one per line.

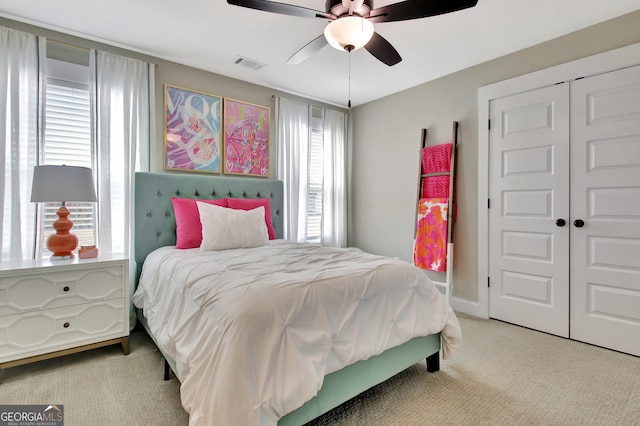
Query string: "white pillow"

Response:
xmin=196 ymin=202 xmax=269 ymax=251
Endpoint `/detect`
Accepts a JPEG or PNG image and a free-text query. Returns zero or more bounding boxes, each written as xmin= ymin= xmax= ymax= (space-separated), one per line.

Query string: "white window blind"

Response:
xmin=306 ymin=109 xmax=324 ymax=243
xmin=307 ymin=129 xmax=323 ymax=243
xmin=39 ymin=77 xmax=95 ymax=255
xmin=44 ymin=80 xmax=92 ymax=165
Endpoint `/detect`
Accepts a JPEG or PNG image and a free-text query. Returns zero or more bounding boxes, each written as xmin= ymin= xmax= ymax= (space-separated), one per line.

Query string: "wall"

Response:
xmin=4 ymin=11 xmax=640 ymax=306
xmin=349 ymin=10 xmax=640 ymax=304
xmin=0 ymin=17 xmax=344 ymax=178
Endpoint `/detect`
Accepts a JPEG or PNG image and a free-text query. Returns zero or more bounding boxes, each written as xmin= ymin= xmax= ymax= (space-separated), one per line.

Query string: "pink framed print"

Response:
xmin=164 ymin=84 xmax=222 ymax=173
xmin=223 ymin=98 xmax=270 ymax=177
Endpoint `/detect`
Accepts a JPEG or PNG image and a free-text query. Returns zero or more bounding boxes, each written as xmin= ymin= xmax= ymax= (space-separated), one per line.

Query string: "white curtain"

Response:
xmin=0 ymin=27 xmax=39 ymax=261
xmin=322 ymin=108 xmax=347 ymax=247
xmin=275 ymin=97 xmax=310 ymax=242
xmin=93 ymin=51 xmax=153 ymax=326
xmin=93 ymin=51 xmax=152 ymax=256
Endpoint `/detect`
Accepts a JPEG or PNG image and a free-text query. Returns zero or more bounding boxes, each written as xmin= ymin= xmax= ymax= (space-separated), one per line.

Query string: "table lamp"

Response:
xmin=30 ymin=165 xmax=97 ymax=259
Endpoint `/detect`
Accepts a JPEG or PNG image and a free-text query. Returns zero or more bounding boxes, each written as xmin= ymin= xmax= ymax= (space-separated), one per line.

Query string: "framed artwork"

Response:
xmin=164 ymin=84 xmax=222 ymax=173
xmin=223 ymin=98 xmax=270 ymax=177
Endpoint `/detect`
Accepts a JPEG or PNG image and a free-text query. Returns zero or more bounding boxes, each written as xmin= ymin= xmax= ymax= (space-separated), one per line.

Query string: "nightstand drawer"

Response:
xmin=0 ymin=263 xmax=125 ymax=316
xmin=0 ymin=298 xmax=127 ymax=363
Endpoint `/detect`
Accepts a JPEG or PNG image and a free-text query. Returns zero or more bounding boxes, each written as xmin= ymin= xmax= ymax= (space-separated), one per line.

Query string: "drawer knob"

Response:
xmin=63 ymin=286 xmax=70 ymax=292
xmin=63 ymin=322 xmax=70 ymax=328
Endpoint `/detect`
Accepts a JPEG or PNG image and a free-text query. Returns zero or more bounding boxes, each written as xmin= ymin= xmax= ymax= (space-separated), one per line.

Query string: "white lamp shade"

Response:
xmin=31 ymin=165 xmax=97 ymax=203
xmin=324 ymin=16 xmax=375 ymax=52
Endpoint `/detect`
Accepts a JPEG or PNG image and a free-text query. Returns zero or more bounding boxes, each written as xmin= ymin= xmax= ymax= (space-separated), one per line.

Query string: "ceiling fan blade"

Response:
xmin=286 ymin=35 xmax=328 ymax=65
xmin=364 ymin=32 xmax=402 ymax=66
xmin=368 ymin=0 xmax=478 ymax=23
xmin=227 ymin=0 xmax=333 ymax=19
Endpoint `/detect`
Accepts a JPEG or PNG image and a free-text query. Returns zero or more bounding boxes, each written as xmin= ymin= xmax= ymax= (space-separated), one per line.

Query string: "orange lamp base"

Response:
xmin=47 ymin=205 xmax=79 ymax=259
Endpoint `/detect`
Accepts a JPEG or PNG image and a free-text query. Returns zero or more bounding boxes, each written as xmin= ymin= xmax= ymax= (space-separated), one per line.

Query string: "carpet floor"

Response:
xmin=1 ymin=314 xmax=638 ymax=425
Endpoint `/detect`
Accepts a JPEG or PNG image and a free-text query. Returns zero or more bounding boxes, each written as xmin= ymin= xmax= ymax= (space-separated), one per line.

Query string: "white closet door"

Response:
xmin=489 ymin=83 xmax=570 ymax=337
xmin=570 ymin=65 xmax=640 ymax=356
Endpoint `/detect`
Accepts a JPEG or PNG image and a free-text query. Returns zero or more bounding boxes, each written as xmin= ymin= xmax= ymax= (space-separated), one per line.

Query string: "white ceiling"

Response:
xmin=1 ymin=0 xmax=639 ymax=107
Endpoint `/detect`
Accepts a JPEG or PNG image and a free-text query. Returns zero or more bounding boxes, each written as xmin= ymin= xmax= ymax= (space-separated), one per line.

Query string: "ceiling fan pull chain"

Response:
xmin=348 ymin=51 xmax=352 ymax=108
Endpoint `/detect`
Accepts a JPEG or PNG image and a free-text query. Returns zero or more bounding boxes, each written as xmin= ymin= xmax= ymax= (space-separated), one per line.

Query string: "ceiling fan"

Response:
xmin=227 ymin=0 xmax=479 ymax=66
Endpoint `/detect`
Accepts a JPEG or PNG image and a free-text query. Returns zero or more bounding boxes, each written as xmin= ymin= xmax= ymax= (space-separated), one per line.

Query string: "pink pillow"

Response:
xmin=172 ymin=197 xmax=228 ymax=249
xmin=226 ymin=198 xmax=276 ymax=240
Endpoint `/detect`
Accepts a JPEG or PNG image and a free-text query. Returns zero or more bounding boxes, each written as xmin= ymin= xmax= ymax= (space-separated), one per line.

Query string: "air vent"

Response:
xmin=234 ymin=56 xmax=266 ymax=71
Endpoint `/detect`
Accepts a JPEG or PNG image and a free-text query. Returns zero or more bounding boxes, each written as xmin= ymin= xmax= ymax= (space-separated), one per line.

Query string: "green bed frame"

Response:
xmin=133 ymin=172 xmax=441 ymax=425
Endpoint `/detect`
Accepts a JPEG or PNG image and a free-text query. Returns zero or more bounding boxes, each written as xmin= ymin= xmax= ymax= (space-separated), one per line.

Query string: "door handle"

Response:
xmin=574 ymin=219 xmax=585 ymax=228
xmin=556 ymin=219 xmax=566 ymax=227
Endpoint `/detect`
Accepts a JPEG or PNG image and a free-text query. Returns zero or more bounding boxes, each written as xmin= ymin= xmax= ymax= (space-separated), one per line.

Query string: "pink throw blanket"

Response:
xmin=414 ymin=198 xmax=449 ymax=272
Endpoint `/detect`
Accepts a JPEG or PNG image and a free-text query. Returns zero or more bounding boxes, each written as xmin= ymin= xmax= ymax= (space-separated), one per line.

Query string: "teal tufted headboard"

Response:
xmin=134 ymin=172 xmax=284 ymax=284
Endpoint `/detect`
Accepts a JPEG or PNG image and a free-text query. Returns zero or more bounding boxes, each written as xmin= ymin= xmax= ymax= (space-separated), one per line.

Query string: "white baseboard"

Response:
xmin=450 ymin=296 xmax=488 ymax=319
xmin=431 ymin=280 xmax=488 ymax=318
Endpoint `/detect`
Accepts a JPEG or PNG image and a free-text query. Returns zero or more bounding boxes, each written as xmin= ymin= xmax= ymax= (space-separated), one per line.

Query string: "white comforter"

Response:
xmin=132 ymin=241 xmax=461 ymax=426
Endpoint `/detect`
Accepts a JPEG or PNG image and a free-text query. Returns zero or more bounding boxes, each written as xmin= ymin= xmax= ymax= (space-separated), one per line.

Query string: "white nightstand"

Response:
xmin=0 ymin=253 xmax=130 ymax=370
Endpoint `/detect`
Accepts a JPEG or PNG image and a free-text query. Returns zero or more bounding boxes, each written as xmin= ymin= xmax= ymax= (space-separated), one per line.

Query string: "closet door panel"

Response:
xmin=488 ymin=83 xmax=570 ymax=337
xmin=570 ymin=65 xmax=640 ymax=356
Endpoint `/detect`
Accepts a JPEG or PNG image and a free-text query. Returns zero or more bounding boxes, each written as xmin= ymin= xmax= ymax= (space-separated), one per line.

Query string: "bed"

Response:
xmin=132 ymin=171 xmax=461 ymax=426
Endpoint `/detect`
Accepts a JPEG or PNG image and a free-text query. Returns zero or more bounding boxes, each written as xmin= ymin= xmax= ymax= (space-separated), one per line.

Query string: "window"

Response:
xmin=306 ymin=108 xmax=324 ymax=244
xmin=2 ymin=32 xmax=151 ymax=262
xmin=276 ymin=98 xmax=346 ymax=246
xmin=37 ymin=50 xmax=95 ymax=257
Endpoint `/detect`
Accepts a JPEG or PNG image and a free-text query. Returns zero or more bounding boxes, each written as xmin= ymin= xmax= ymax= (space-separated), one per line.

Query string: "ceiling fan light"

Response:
xmin=324 ymin=17 xmax=374 ymax=52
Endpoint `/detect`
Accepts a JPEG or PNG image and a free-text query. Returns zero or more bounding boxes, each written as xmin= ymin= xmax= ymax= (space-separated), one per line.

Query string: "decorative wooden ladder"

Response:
xmin=414 ymin=121 xmax=458 ymax=301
